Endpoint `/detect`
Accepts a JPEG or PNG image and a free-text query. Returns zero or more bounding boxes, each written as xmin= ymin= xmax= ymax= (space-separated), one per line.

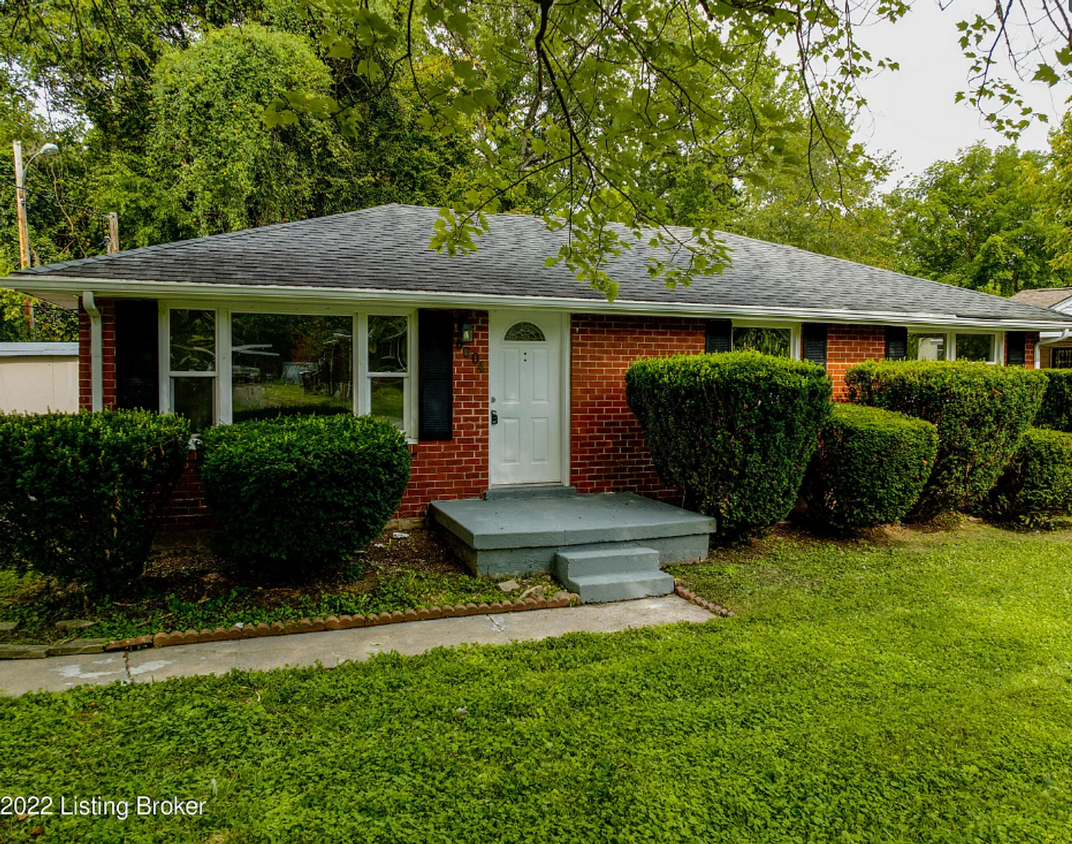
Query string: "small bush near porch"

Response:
xmin=198 ymin=414 xmax=411 ymax=574
xmin=2 ymin=523 xmax=1072 ymax=841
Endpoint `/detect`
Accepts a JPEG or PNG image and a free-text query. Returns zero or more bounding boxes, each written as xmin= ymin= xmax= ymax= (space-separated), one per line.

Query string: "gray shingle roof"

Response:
xmin=14 ymin=203 xmax=1072 ymax=325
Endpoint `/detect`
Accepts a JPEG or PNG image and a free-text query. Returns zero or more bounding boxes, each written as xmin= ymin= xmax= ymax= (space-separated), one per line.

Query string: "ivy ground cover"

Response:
xmin=2 ymin=523 xmax=1071 ymax=842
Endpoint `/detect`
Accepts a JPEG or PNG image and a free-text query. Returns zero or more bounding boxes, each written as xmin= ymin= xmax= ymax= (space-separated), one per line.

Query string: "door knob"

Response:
xmin=491 ymin=411 xmax=499 ymax=425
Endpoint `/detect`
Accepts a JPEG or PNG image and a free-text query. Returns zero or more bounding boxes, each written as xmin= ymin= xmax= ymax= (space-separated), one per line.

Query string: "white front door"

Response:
xmin=489 ymin=312 xmax=562 ymax=486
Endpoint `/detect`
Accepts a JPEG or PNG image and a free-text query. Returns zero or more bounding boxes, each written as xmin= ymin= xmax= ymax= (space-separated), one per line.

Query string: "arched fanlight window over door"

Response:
xmin=504 ymin=322 xmax=546 ymax=342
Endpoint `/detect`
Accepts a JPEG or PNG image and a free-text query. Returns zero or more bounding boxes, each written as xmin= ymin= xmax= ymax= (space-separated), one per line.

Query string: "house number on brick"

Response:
xmin=460 ymin=345 xmax=485 ymax=372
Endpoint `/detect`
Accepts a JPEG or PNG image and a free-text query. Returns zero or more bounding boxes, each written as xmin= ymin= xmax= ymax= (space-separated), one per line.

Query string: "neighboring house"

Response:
xmin=0 ymin=342 xmax=78 ymax=414
xmin=1010 ymin=288 xmax=1072 ymax=368
xmin=10 ymin=204 xmax=1072 ymax=524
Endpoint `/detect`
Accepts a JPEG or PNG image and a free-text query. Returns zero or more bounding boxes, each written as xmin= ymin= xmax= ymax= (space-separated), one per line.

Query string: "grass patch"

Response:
xmin=2 ymin=523 xmax=1072 ymax=841
xmin=0 ymin=528 xmax=556 ymax=645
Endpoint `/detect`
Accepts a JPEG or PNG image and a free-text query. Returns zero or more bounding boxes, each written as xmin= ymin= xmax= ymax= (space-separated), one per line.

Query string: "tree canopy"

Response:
xmin=263 ymin=0 xmax=1072 ymax=297
xmin=1 ymin=0 xmax=1072 ymax=328
xmin=887 ymin=143 xmax=1067 ymax=296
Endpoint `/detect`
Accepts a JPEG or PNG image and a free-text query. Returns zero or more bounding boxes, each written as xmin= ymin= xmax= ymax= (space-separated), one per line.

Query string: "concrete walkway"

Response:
xmin=0 ymin=596 xmax=713 ymax=697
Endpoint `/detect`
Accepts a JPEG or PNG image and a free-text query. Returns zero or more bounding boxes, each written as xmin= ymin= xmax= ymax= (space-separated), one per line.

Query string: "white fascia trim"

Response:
xmin=20 ymin=275 xmax=1072 ymax=332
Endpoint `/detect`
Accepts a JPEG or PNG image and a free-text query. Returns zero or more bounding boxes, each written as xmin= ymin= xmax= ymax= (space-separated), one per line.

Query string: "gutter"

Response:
xmin=14 ymin=275 xmax=1072 ymax=333
xmin=82 ymin=291 xmax=103 ymax=412
xmin=1035 ymin=328 xmax=1072 ymax=368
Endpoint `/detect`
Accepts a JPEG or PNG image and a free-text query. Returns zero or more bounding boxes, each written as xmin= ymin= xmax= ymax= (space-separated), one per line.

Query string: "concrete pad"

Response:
xmin=125 ymin=615 xmax=517 ymax=683
xmin=432 ymin=493 xmax=714 ymax=575
xmin=0 ymin=653 xmax=129 ymax=696
xmin=488 ymin=596 xmax=712 ymax=640
xmin=0 ymin=596 xmax=715 ymax=697
xmin=431 ymin=493 xmax=715 ymax=550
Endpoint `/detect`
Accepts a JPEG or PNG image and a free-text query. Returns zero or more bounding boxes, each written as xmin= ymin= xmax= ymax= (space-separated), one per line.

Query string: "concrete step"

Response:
xmin=554 ymin=546 xmax=661 ymax=578
xmin=561 ymin=571 xmax=676 ymax=604
xmin=484 ymin=485 xmax=578 ymax=501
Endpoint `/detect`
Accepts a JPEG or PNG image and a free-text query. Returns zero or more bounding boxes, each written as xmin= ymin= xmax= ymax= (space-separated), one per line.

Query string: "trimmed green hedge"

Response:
xmin=626 ymin=351 xmax=831 ymax=539
xmin=0 ymin=410 xmax=190 ymax=590
xmin=802 ymin=403 xmax=938 ymax=533
xmin=1037 ymin=369 xmax=1072 ymax=432
xmin=199 ymin=414 xmax=411 ymax=575
xmin=846 ymin=360 xmax=1045 ymax=519
xmin=982 ymin=427 xmax=1072 ymax=525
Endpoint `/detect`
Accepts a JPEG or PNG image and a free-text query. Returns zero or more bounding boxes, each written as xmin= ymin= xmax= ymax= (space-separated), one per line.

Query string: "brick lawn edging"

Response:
xmin=674 ymin=583 xmax=734 ymax=618
xmin=137 ymin=592 xmax=579 ymax=650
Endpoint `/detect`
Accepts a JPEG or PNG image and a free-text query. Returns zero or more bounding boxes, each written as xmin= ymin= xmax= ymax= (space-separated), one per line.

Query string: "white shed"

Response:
xmin=0 ymin=342 xmax=79 ymax=414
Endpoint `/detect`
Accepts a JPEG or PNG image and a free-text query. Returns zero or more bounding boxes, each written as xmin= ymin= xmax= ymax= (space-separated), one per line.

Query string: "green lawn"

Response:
xmin=3 ymin=523 xmax=1072 ymax=842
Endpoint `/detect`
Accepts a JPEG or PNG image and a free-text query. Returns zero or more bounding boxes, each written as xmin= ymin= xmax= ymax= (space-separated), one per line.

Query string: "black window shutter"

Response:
xmin=115 ymin=300 xmax=159 ymax=411
xmin=705 ymin=319 xmax=731 ymax=353
xmin=801 ymin=323 xmax=827 ymax=367
xmin=885 ymin=326 xmax=908 ymax=361
xmin=1007 ymin=331 xmax=1026 ymax=367
xmin=418 ymin=310 xmax=454 ymax=441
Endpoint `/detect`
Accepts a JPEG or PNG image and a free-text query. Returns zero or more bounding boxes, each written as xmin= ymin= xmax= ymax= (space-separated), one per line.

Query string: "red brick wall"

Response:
xmin=159 ymin=450 xmax=214 ymax=529
xmin=827 ymin=324 xmax=886 ymax=401
xmin=396 ymin=311 xmax=489 ymax=518
xmin=77 ymin=297 xmax=117 ymax=410
xmin=569 ymin=314 xmax=705 ymax=500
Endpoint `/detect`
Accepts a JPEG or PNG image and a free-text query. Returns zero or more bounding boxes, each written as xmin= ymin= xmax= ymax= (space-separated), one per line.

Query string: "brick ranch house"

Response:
xmin=11 ymin=204 xmax=1072 ymax=527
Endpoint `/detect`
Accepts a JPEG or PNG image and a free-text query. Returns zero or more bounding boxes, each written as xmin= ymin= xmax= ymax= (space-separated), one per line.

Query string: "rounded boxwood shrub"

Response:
xmin=625 ymin=351 xmax=831 ymax=540
xmin=1036 ymin=369 xmax=1072 ymax=432
xmin=801 ymin=403 xmax=938 ymax=533
xmin=198 ymin=414 xmax=411 ymax=574
xmin=982 ymin=427 xmax=1072 ymax=525
xmin=0 ymin=410 xmax=191 ymax=590
xmin=846 ymin=360 xmax=1046 ymax=519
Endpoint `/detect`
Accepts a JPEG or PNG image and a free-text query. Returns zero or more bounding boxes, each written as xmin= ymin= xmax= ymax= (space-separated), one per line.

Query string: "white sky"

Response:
xmin=848 ymin=1 xmax=1070 ymax=190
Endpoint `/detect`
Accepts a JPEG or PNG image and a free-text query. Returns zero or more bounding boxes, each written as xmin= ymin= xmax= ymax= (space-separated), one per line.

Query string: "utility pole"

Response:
xmin=13 ymin=140 xmax=29 ymax=269
xmin=106 ymin=212 xmax=119 ymax=254
xmin=12 ymin=140 xmax=59 ymax=334
xmin=12 ymin=140 xmax=33 ymax=332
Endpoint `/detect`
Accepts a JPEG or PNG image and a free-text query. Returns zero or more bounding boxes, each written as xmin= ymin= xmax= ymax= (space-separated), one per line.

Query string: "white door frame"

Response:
xmin=488 ymin=310 xmax=571 ymax=487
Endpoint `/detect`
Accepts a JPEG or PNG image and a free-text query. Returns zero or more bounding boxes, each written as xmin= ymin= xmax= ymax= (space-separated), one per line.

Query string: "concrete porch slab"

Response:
xmin=430 ymin=492 xmax=714 ymax=576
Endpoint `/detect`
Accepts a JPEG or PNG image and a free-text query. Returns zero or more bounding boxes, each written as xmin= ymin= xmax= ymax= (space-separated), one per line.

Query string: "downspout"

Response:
xmin=83 ymin=291 xmax=103 ymax=412
xmin=1036 ymin=329 xmax=1072 ymax=369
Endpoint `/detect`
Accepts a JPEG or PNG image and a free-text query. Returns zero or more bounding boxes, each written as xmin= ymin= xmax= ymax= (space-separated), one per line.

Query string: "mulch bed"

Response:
xmin=0 ymin=527 xmax=561 ymax=646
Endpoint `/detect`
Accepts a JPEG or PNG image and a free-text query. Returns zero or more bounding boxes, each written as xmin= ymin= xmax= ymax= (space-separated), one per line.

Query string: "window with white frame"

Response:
xmin=908 ymin=331 xmax=947 ymax=361
xmin=168 ymin=309 xmax=217 ymax=432
xmin=954 ymin=332 xmax=999 ymax=364
xmin=164 ymin=308 xmax=414 ymax=435
xmin=731 ymin=326 xmax=793 ymax=357
xmin=365 ymin=315 xmax=410 ymax=431
xmin=905 ymin=331 xmax=1001 ymax=364
xmin=231 ymin=313 xmax=353 ymax=422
